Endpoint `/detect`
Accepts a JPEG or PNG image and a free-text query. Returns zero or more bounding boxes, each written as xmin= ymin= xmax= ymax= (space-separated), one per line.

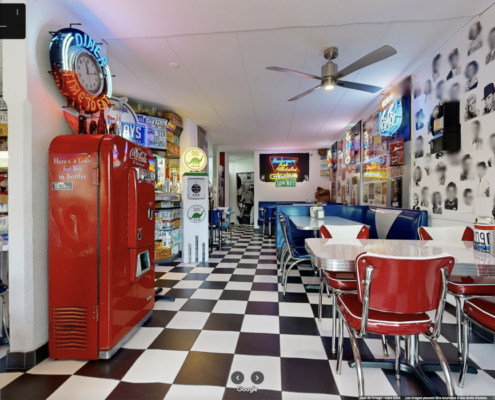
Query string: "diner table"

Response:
xmin=306 ymin=238 xmax=493 ymax=396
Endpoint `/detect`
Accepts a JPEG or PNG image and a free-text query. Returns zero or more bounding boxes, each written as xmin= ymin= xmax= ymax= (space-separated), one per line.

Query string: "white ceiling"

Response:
xmin=60 ymin=0 xmax=495 ymax=151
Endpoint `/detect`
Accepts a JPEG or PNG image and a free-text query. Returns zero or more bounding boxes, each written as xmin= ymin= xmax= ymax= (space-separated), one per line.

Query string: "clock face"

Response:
xmin=74 ymin=51 xmax=104 ymax=95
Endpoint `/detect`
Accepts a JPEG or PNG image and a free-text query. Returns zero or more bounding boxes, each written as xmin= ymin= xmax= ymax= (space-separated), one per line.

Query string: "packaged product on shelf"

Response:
xmin=156 ymin=201 xmax=174 ymax=208
xmin=0 ymin=215 xmax=8 ymax=240
xmin=155 ymin=240 xmax=163 ymax=250
xmin=155 ymin=228 xmax=173 ymax=241
xmin=173 ymin=218 xmax=181 ymax=228
xmin=166 ymin=130 xmax=174 ymax=143
xmin=156 ymin=209 xmax=174 ymax=220
xmin=155 ymin=246 xmax=172 ymax=260
xmin=172 ymin=244 xmax=180 ymax=256
xmin=163 ymin=112 xmax=183 ymax=128
xmin=173 ymin=208 xmax=181 ymax=219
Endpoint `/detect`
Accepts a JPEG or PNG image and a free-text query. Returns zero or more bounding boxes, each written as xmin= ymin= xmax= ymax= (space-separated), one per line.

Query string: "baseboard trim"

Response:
xmin=6 ymin=342 xmax=49 ymax=370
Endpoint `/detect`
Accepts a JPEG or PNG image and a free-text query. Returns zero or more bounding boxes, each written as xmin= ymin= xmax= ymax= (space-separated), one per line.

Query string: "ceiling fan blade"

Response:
xmin=336 ymin=80 xmax=382 ymax=93
xmin=288 ymin=84 xmax=323 ymax=101
xmin=334 ymin=45 xmax=397 ymax=79
xmin=267 ymin=66 xmax=323 ymax=81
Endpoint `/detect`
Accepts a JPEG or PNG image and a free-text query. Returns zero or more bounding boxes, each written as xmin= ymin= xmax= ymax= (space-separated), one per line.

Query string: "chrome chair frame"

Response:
xmin=336 ymin=264 xmax=456 ymax=397
xmin=459 ymin=305 xmax=495 ymax=387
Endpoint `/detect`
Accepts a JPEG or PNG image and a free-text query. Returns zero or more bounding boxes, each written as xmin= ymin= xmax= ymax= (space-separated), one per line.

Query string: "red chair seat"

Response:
xmin=323 ymin=271 xmax=357 ymax=291
xmin=464 ymin=297 xmax=495 ymax=331
xmin=337 ymin=293 xmax=432 ymax=335
xmin=448 ymin=275 xmax=495 ymax=295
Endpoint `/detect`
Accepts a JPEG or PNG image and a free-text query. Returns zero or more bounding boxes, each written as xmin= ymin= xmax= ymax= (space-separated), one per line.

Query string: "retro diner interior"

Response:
xmin=3 ymin=1 xmax=495 ymax=399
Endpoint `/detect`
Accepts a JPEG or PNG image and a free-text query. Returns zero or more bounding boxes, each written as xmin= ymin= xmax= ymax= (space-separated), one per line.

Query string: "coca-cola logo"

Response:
xmin=129 ymin=147 xmax=148 ymax=164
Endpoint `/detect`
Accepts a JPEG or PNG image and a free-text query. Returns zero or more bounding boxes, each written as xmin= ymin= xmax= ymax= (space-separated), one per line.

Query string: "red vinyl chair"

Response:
xmin=419 ymin=226 xmax=495 ymax=360
xmin=335 ymin=253 xmax=456 ymax=397
xmin=459 ymin=297 xmax=495 ymax=387
xmin=319 ymin=225 xmax=385 ymax=355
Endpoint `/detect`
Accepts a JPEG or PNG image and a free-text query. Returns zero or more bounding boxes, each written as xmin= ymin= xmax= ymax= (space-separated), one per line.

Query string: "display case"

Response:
xmin=155 ymin=193 xmax=181 ymax=264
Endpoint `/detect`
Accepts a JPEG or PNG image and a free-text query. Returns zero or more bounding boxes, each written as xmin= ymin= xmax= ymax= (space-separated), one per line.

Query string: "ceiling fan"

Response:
xmin=266 ymin=45 xmax=397 ymax=101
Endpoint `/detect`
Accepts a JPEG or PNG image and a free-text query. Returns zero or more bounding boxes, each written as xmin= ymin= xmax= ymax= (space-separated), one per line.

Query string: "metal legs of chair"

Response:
xmin=454 ymin=295 xmax=465 ymax=361
xmin=459 ymin=318 xmax=470 ymax=388
xmin=337 ymin=311 xmax=365 ymax=397
xmin=382 ymin=335 xmax=389 ymax=357
xmin=430 ymin=338 xmax=456 ymax=396
xmin=395 ymin=335 xmax=401 ymax=379
xmin=283 ymin=258 xmax=307 ymax=297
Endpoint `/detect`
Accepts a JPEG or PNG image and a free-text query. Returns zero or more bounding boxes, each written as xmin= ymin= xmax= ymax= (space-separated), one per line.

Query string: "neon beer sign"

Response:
xmin=269 ymin=156 xmax=300 ymax=180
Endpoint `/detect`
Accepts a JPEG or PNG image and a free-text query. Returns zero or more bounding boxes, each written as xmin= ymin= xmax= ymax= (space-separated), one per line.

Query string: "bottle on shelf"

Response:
xmin=97 ymin=110 xmax=108 ymax=135
xmin=89 ymin=114 xmax=98 ymax=135
xmin=116 ymin=113 xmax=123 ymax=137
xmin=108 ymin=117 xmax=116 ymax=135
xmin=78 ymin=109 xmax=87 ymax=135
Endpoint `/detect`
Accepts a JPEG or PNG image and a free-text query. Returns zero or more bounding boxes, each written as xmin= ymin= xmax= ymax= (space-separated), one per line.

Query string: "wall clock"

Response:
xmin=49 ymin=27 xmax=112 ymax=114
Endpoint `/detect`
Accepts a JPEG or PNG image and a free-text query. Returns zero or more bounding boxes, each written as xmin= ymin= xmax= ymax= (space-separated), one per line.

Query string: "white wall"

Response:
xmin=253 ymin=150 xmax=329 ymax=228
xmin=412 ymin=8 xmax=495 ymax=227
xmin=4 ymin=0 xmax=107 ymax=353
xmin=228 ymin=156 xmax=255 ymax=224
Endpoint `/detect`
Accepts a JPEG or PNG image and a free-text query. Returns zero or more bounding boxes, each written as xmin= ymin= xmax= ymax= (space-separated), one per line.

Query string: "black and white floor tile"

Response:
xmin=1 ymin=226 xmax=495 ymax=399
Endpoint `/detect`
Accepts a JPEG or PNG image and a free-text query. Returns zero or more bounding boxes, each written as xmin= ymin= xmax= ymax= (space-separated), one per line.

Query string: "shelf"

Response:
xmin=155 ymin=193 xmax=181 ymax=201
xmin=155 ymin=252 xmax=181 ymax=265
xmin=156 ymin=206 xmax=181 ymax=210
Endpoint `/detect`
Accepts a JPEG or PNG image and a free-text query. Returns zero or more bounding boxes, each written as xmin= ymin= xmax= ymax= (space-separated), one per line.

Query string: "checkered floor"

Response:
xmin=2 ymin=226 xmax=495 ymax=399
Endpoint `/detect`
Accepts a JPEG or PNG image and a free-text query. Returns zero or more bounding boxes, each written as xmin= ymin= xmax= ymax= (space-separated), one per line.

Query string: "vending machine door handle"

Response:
xmin=128 ymin=168 xmax=139 ymax=248
xmin=148 ymin=207 xmax=153 ymax=221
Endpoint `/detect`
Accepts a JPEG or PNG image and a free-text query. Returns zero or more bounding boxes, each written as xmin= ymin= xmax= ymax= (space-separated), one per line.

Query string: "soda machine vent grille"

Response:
xmin=52 ymin=307 xmax=88 ymax=350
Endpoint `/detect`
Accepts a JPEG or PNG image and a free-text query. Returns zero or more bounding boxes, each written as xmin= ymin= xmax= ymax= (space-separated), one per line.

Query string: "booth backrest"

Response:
xmin=274 ymin=205 xmax=427 ymax=249
xmin=364 ymin=207 xmax=427 ymax=240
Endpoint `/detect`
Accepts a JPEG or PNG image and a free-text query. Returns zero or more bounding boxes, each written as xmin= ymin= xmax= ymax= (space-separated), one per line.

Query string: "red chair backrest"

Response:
xmin=356 ymin=253 xmax=455 ymax=313
xmin=320 ymin=225 xmax=369 ymax=239
xmin=418 ymin=226 xmax=474 ymax=241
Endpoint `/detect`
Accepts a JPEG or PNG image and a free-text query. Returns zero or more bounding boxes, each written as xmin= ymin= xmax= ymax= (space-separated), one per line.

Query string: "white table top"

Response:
xmin=289 ymin=216 xmax=367 ymax=230
xmin=305 ymin=238 xmax=495 ymax=276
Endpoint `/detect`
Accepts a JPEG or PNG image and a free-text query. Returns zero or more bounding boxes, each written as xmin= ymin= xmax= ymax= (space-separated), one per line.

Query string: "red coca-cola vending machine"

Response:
xmin=48 ymin=134 xmax=156 ymax=360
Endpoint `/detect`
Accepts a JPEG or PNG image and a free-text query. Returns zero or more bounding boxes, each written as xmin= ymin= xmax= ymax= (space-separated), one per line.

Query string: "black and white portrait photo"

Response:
xmin=462 ymin=188 xmax=474 ymax=209
xmin=236 ymin=172 xmax=254 ymax=224
xmin=415 ymin=136 xmax=424 ymax=158
xmin=464 ymin=61 xmax=479 ymax=92
xmin=421 ymin=186 xmax=429 ymax=207
xmin=412 ymin=193 xmax=420 ymax=210
xmin=486 ymin=26 xmax=495 ymax=64
xmin=470 ymin=120 xmax=483 ymax=150
xmin=449 ymin=82 xmax=461 ymax=101
xmin=424 ymin=79 xmax=432 ymax=101
xmin=415 ymin=110 xmax=425 ymax=130
xmin=488 ymin=133 xmax=495 ymax=166
xmin=413 ymin=166 xmax=422 ymax=186
xmin=482 ymin=83 xmax=495 ymax=115
xmin=414 ymin=82 xmax=422 ymax=99
xmin=445 ymin=182 xmax=458 ymax=210
xmin=435 ymin=162 xmax=447 ymax=185
xmin=435 ymin=80 xmax=445 ymax=101
xmin=447 ymin=48 xmax=461 ymax=80
xmin=432 ymin=54 xmax=441 ymax=82
xmin=432 ymin=191 xmax=443 ymax=214
xmin=465 ymin=93 xmax=480 ymax=121
xmin=460 ymin=154 xmax=475 ymax=181
xmin=476 ymin=161 xmax=490 ymax=197
xmin=468 ymin=21 xmax=483 ymax=56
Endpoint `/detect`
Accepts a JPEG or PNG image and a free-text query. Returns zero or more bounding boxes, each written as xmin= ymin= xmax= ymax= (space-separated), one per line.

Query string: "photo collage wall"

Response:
xmin=413 ymin=10 xmax=495 ymax=222
xmin=336 ymin=122 xmax=361 ymax=205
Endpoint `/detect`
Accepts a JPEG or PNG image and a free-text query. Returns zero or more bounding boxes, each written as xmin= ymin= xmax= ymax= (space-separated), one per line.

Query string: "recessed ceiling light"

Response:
xmin=169 ymin=63 xmax=180 ymax=68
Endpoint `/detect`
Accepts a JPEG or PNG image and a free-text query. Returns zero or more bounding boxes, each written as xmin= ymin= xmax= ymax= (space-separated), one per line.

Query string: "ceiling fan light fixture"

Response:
xmin=324 ymin=78 xmax=335 ymax=90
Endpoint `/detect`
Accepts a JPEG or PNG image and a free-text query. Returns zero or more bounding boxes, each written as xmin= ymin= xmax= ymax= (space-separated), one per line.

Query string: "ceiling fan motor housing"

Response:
xmin=321 ymin=61 xmax=338 ymax=79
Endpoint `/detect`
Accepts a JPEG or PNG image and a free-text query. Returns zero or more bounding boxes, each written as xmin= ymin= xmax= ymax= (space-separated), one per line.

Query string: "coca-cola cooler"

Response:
xmin=48 ymin=134 xmax=156 ymax=360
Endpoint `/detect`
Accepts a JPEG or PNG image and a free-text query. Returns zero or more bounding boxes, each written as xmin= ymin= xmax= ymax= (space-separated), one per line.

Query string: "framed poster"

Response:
xmin=197 ymin=126 xmax=208 ymax=173
xmin=237 ymin=172 xmax=254 ymax=224
xmin=259 ymin=153 xmax=310 ymax=183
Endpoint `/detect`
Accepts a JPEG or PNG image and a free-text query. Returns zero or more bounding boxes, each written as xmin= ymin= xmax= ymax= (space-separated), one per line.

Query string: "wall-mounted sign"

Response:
xmin=379 ymin=88 xmax=399 ymax=111
xmin=49 ymin=28 xmax=112 ymax=114
xmin=389 ymin=138 xmax=404 ymax=166
xmin=379 ymin=98 xmax=403 ymax=137
xmin=259 ymin=153 xmax=310 ymax=183
xmin=275 ymin=180 xmax=296 ymax=187
xmin=108 ymin=97 xmax=147 ymax=146
xmin=183 ymin=147 xmax=207 ymax=172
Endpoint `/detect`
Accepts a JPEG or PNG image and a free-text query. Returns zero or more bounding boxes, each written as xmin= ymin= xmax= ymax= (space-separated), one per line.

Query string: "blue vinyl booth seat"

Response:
xmin=274 ymin=205 xmax=428 ymax=253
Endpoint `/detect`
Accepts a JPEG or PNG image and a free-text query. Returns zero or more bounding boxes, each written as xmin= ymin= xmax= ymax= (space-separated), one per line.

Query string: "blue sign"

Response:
xmin=122 ymin=122 xmax=147 ymax=146
xmin=379 ymin=99 xmax=403 ymax=137
xmin=74 ymin=32 xmax=108 ymax=67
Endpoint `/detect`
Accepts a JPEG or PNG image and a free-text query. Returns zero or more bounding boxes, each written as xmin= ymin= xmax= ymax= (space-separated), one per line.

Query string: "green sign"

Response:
xmin=275 ymin=179 xmax=296 ymax=188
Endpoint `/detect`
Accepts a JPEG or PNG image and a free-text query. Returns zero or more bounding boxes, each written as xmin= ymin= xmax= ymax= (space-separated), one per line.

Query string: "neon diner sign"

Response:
xmin=269 ymin=156 xmax=300 ymax=180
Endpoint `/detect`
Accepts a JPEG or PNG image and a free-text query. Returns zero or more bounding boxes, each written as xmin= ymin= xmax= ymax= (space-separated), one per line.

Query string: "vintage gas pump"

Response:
xmin=181 ymin=148 xmax=209 ymax=263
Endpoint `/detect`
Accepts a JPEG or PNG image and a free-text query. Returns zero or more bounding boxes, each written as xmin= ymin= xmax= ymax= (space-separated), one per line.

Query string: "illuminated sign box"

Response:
xmin=259 ymin=153 xmax=310 ymax=183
